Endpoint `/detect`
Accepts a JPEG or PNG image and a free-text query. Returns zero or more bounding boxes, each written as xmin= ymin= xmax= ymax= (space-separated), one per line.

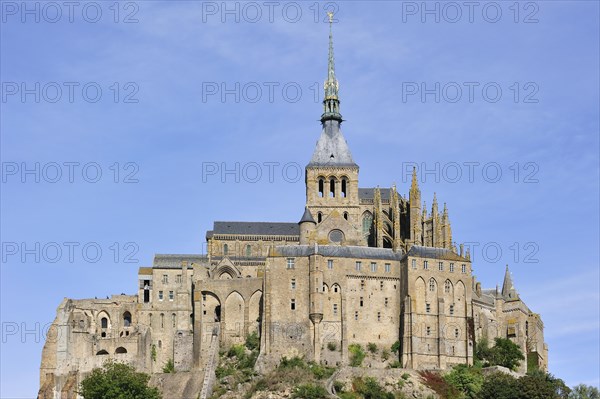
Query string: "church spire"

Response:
xmin=502 ymin=264 xmax=519 ymax=300
xmin=321 ymin=12 xmax=342 ymax=123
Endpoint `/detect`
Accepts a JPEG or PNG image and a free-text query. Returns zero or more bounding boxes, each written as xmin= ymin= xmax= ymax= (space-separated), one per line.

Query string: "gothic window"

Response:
xmin=429 ymin=278 xmax=435 ymax=292
xmin=341 ymin=177 xmax=347 ymax=197
xmin=343 ymin=212 xmax=348 ymax=220
xmin=101 ymin=317 xmax=108 ymax=329
xmin=329 ymin=178 xmax=336 ymax=197
xmin=318 ymin=178 xmax=324 ymax=197
xmin=223 ymin=244 xmax=229 ymax=256
xmin=246 ymin=245 xmax=251 ymax=257
xmin=123 ymin=312 xmax=131 ymax=327
xmin=362 ymin=212 xmax=373 ymax=237
xmin=317 ymin=212 xmax=323 ymax=223
xmin=445 ymin=280 xmax=451 ymax=293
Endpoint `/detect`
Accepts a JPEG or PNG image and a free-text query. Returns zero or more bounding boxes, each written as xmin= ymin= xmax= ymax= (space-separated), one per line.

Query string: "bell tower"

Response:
xmin=305 ymin=12 xmax=360 ymax=231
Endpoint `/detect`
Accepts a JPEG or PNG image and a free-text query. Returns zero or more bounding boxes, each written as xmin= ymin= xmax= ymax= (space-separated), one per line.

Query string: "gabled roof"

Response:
xmin=405 ymin=245 xmax=466 ymax=262
xmin=153 ymin=254 xmax=207 ymax=268
xmin=358 ymin=188 xmax=392 ymax=200
xmin=209 ymin=221 xmax=300 ymax=237
xmin=272 ymin=245 xmax=403 ymax=261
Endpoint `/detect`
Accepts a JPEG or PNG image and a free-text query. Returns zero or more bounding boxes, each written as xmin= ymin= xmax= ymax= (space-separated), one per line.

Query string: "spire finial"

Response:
xmin=321 ymin=12 xmax=342 ymax=124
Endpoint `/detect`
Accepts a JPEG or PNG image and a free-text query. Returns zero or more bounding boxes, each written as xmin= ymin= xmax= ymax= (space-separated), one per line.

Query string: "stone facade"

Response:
xmin=37 ymin=21 xmax=547 ymax=399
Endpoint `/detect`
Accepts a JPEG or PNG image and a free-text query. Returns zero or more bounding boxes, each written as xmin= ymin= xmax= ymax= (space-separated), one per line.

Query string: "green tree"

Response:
xmin=79 ymin=360 xmax=161 ymax=399
xmin=162 ymin=358 xmax=175 ymax=373
xmin=443 ymin=364 xmax=483 ymax=399
xmin=518 ymin=370 xmax=570 ymax=399
xmin=569 ymin=385 xmax=600 ymax=399
xmin=486 ymin=338 xmax=525 ymax=370
xmin=479 ymin=372 xmax=520 ymax=399
xmin=349 ymin=344 xmax=366 ymax=367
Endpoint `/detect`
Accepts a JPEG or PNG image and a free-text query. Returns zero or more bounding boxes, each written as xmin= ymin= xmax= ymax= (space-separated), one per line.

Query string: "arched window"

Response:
xmin=96 ymin=350 xmax=109 ymax=355
xmin=429 ymin=278 xmax=436 ymax=292
xmin=123 ymin=311 xmax=132 ymax=327
xmin=160 ymin=313 xmax=164 ymax=328
xmin=329 ymin=178 xmax=336 ymax=198
xmin=223 ymin=244 xmax=228 ymax=256
xmin=362 ymin=212 xmax=373 ymax=237
xmin=101 ymin=317 xmax=108 ymax=329
xmin=318 ymin=178 xmax=324 ymax=197
xmin=172 ymin=313 xmax=176 ymax=328
xmin=444 ymin=280 xmax=451 ymax=294
xmin=246 ymin=245 xmax=251 ymax=257
xmin=115 ymin=347 xmax=127 ymax=354
xmin=343 ymin=212 xmax=348 ymax=220
xmin=317 ymin=212 xmax=323 ymax=223
xmin=341 ymin=177 xmax=347 ymax=197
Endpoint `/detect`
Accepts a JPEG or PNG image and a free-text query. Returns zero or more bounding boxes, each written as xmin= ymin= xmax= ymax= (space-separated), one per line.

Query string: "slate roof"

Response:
xmin=208 ymin=221 xmax=300 ymax=237
xmin=273 ymin=245 xmax=403 ymax=261
xmin=299 ymin=208 xmax=316 ymax=224
xmin=358 ymin=188 xmax=392 ymax=200
xmin=405 ymin=245 xmax=467 ymax=262
xmin=307 ymin=120 xmax=357 ymax=167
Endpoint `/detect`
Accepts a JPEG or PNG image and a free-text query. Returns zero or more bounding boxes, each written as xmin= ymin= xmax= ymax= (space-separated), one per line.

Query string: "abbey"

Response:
xmin=38 ymin=20 xmax=548 ymax=399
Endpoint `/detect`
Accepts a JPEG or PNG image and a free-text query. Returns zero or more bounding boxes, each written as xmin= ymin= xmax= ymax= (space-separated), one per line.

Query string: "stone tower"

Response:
xmin=304 ymin=14 xmax=361 ymax=242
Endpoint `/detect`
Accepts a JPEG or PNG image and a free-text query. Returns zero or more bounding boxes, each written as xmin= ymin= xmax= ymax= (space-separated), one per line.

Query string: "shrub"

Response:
xmin=279 ymin=356 xmax=306 ymax=369
xmin=349 ymin=344 xmax=366 ymax=367
xmin=367 ymin=342 xmax=378 ymax=354
xmin=401 ymin=373 xmax=411 ymax=380
xmin=150 ymin=344 xmax=157 ymax=362
xmin=479 ymin=372 xmax=520 ymax=399
xmin=418 ymin=370 xmax=461 ymax=399
xmin=245 ymin=331 xmax=260 ymax=351
xmin=227 ymin=344 xmax=246 ymax=359
xmin=443 ymin=364 xmax=483 ymax=399
xmin=291 ymin=383 xmax=328 ymax=399
xmin=391 ymin=341 xmax=401 ymax=354
xmin=162 ymin=359 xmax=175 ymax=373
xmin=79 ymin=360 xmax=161 ymax=399
xmin=381 ymin=349 xmax=390 ymax=361
xmin=327 ymin=341 xmax=337 ymax=351
xmin=308 ymin=362 xmax=335 ymax=380
xmin=477 ymin=337 xmax=525 ymax=371
xmin=352 ymin=376 xmax=394 ymax=399
xmin=333 ymin=380 xmax=345 ymax=393
xmin=389 ymin=361 xmax=402 ymax=369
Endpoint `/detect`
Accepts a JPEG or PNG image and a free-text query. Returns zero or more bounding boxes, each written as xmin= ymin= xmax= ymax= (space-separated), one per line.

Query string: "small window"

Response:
xmin=202 ymin=293 xmax=207 ymax=301
xmin=341 ymin=178 xmax=347 ymax=197
xmin=172 ymin=313 xmax=176 ymax=328
xmin=385 ymin=263 xmax=391 ymax=273
xmin=333 ymin=285 xmax=339 ymax=293
xmin=101 ymin=317 xmax=108 ymax=329
xmin=424 ymin=260 xmax=429 ymax=270
xmin=360 ymin=280 xmax=365 ymax=290
xmin=160 ymin=314 xmax=164 ymax=328
xmin=354 ymin=311 xmax=358 ymax=320
xmin=327 ymin=259 xmax=333 ymax=270
xmin=317 ymin=212 xmax=323 ymax=223
xmin=343 ymin=212 xmax=348 ymax=220
xmin=449 ymin=304 xmax=455 ymax=315
xmin=412 ymin=259 xmax=417 ymax=269
xmin=384 ymin=298 xmax=388 ymax=307
xmin=455 ymin=328 xmax=459 ymax=338
xmin=426 ymin=303 xmax=431 ymax=313
xmin=291 ymin=279 xmax=296 ymax=289
xmin=450 ymin=263 xmax=455 ymax=272
xmin=461 ymin=264 xmax=467 ymax=273
xmin=438 ymin=262 xmax=444 ymax=271
xmin=123 ymin=312 xmax=131 ymax=327
xmin=355 ymin=261 xmax=362 ymax=271
xmin=377 ymin=312 xmax=381 ymax=322
xmin=318 ymin=178 xmax=324 ymax=197
xmin=246 ymin=245 xmax=251 ymax=257
xmin=429 ymin=279 xmax=435 ymax=292
xmin=162 ymin=274 xmax=168 ymax=284
xmin=333 ymin=304 xmax=338 ymax=315
xmin=176 ymin=274 xmax=182 ymax=284
xmin=223 ymin=244 xmax=229 ymax=255
xmin=370 ymin=262 xmax=377 ymax=272
xmin=426 ymin=326 xmax=431 ymax=336
xmin=445 ymin=280 xmax=451 ymax=293
xmin=290 ymin=299 xmax=296 ymax=311
xmin=169 ymin=291 xmax=174 ymax=301
xmin=158 ymin=291 xmax=164 ymax=301
xmin=380 ymin=281 xmax=384 ymax=290
xmin=359 ymin=297 xmax=363 ymax=307
xmin=287 ymin=258 xmax=295 ymax=269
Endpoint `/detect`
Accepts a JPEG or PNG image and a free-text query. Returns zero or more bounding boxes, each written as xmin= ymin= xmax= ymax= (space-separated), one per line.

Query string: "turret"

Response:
xmin=502 ymin=265 xmax=519 ymax=300
xmin=298 ymin=207 xmax=316 ymax=245
xmin=409 ymin=168 xmax=422 ymax=246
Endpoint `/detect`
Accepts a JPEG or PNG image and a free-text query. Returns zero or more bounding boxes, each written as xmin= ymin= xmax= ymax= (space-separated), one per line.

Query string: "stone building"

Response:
xmin=37 ymin=19 xmax=548 ymax=399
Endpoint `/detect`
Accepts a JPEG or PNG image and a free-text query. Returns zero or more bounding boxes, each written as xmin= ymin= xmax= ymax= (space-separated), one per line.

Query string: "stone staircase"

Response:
xmin=200 ymin=325 xmax=221 ymax=399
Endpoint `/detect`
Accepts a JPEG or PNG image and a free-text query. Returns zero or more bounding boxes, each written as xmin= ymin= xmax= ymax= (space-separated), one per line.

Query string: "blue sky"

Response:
xmin=1 ymin=1 xmax=599 ymax=396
